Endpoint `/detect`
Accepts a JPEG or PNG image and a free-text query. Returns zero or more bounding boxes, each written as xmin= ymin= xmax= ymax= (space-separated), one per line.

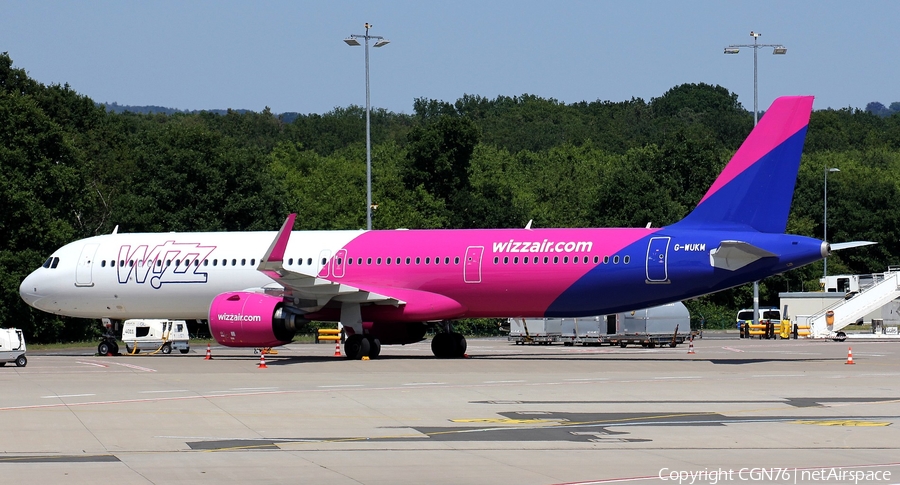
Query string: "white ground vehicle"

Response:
xmin=0 ymin=328 xmax=27 ymax=367
xmin=122 ymin=319 xmax=190 ymax=355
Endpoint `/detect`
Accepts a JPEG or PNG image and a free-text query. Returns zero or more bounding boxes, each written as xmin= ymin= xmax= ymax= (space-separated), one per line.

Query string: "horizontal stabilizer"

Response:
xmin=830 ymin=241 xmax=878 ymax=251
xmin=709 ymin=240 xmax=777 ymax=271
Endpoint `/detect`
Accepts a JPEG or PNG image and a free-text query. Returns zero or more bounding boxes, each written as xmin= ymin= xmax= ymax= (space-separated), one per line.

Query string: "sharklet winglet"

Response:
xmin=257 ymin=214 xmax=296 ymax=274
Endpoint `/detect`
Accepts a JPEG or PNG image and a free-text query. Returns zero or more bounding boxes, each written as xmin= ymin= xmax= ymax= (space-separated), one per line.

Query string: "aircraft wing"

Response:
xmin=256 ymin=214 xmax=402 ymax=312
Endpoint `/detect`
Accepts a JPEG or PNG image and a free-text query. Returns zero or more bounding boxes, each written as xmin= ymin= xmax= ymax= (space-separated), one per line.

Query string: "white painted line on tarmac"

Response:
xmin=41 ymin=394 xmax=96 ymax=399
xmin=721 ymin=347 xmax=744 ymax=352
xmin=751 ymin=374 xmax=805 ymax=378
xmin=75 ymin=361 xmax=108 ymax=368
xmin=402 ymin=382 xmax=446 ymax=386
xmin=139 ymin=390 xmax=190 ymax=394
xmin=112 ymin=362 xmax=156 ymax=372
xmin=564 ymin=378 xmax=608 ymax=382
xmin=653 ymin=376 xmax=701 ymax=380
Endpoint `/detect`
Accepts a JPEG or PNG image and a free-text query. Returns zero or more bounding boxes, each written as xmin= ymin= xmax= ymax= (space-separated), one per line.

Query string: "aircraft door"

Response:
xmin=332 ymin=249 xmax=348 ymax=278
xmin=463 ymin=246 xmax=484 ymax=284
xmin=75 ymin=243 xmax=99 ymax=287
xmin=645 ymin=237 xmax=670 ymax=283
xmin=317 ymin=250 xmax=332 ymax=278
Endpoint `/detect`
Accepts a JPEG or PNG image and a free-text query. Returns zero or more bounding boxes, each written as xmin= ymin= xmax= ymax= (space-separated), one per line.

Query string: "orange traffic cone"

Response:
xmin=333 ymin=340 xmax=342 ymax=357
xmin=845 ymin=347 xmax=855 ymax=365
xmin=204 ymin=343 xmax=213 ymax=360
xmin=258 ymin=352 xmax=268 ymax=369
xmin=687 ymin=336 xmax=695 ymax=354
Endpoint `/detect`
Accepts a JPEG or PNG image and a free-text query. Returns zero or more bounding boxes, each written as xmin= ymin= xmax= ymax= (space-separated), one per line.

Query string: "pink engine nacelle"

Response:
xmin=208 ymin=292 xmax=297 ymax=347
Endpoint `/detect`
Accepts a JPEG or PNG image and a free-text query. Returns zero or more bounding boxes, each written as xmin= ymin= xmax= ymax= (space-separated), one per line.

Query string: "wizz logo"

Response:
xmin=117 ymin=241 xmax=216 ymax=289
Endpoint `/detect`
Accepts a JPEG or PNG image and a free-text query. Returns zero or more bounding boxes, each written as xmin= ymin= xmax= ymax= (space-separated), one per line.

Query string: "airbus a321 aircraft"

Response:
xmin=20 ymin=96 xmax=850 ymax=359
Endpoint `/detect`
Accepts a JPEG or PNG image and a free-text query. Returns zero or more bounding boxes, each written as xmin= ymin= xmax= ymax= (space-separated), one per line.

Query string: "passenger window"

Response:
xmin=503 ymin=256 xmax=509 ymax=264
xmin=523 ymin=257 xmax=528 ymax=264
xmin=337 ymin=258 xmax=342 ymax=265
xmin=307 ymin=258 xmax=313 ymax=266
xmin=101 ymin=260 xmax=106 ymax=268
xmin=554 ymin=256 xmax=559 ymax=264
xmin=445 ymin=257 xmax=451 ymax=265
xmin=203 ymin=259 xmax=208 ymax=266
xmin=454 ymin=257 xmax=459 ymax=264
xmin=543 ymin=257 xmax=549 ymax=264
xmin=563 ymin=256 xmax=569 ymax=264
xmin=425 ymin=257 xmax=430 ymax=264
xmin=231 ymin=259 xmax=237 ymax=266
xmin=513 ymin=257 xmax=519 ymax=264
xmin=130 ymin=260 xmax=135 ymax=267
xmin=395 ymin=257 xmax=401 ymax=265
xmin=613 ymin=255 xmax=620 ymax=264
xmin=623 ymin=255 xmax=630 ymax=264
xmin=416 ymin=257 xmax=421 ymax=264
xmin=572 ymin=257 xmax=578 ymax=264
xmin=376 ymin=258 xmax=382 ymax=265
xmin=348 ymin=258 xmax=353 ymax=265
xmin=593 ymin=256 xmax=599 ymax=264
xmin=288 ymin=258 xmax=293 ymax=265
xmin=603 ymin=256 xmax=609 ymax=264
xmin=493 ymin=257 xmax=499 ymax=264
xmin=213 ymin=259 xmax=217 ymax=266
xmin=120 ymin=260 xmax=125 ymax=267
xmin=166 ymin=260 xmax=172 ymax=266
xmin=434 ymin=257 xmax=440 ymax=265
xmin=386 ymin=258 xmax=391 ymax=265
xmin=196 ymin=259 xmax=201 ymax=266
xmin=357 ymin=258 xmax=362 ymax=265
xmin=367 ymin=258 xmax=372 ymax=265
xmin=406 ymin=257 xmax=411 ymax=265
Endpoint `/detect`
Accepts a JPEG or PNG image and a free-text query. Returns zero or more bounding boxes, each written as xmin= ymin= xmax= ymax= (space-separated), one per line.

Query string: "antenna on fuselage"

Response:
xmin=525 ymin=220 xmax=533 ymax=230
xmin=111 ymin=225 xmax=119 ymax=234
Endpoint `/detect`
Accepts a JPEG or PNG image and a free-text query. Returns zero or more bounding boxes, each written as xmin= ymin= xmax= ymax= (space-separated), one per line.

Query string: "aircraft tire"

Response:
xmin=344 ymin=335 xmax=370 ymax=360
xmin=452 ymin=333 xmax=467 ymax=357
xmin=366 ymin=337 xmax=381 ymax=359
xmin=98 ymin=342 xmax=111 ymax=356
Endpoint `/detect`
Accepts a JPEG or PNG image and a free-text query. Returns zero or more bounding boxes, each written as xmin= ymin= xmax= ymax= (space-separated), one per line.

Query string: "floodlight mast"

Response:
xmin=724 ymin=31 xmax=787 ymax=125
xmin=344 ymin=23 xmax=390 ymax=230
xmin=724 ymin=31 xmax=787 ymax=330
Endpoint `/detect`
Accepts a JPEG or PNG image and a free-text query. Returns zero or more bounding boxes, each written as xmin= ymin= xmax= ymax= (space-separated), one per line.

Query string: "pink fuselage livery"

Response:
xmin=20 ymin=225 xmax=826 ymax=322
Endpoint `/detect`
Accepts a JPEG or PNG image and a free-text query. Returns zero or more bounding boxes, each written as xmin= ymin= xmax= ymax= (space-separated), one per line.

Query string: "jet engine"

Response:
xmin=208 ymin=292 xmax=298 ymax=347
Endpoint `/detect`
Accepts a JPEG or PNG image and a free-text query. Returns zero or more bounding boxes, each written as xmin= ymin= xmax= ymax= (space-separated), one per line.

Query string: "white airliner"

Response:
xmin=19 ymin=96 xmax=867 ymax=359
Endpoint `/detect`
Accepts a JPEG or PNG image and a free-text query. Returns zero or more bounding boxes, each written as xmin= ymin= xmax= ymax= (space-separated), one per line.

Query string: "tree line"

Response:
xmin=3 ymin=52 xmax=900 ymax=341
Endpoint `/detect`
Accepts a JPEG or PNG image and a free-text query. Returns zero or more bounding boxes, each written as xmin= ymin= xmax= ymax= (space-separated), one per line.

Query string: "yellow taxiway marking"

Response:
xmin=450 ymin=418 xmax=564 ymax=424
xmin=793 ymin=420 xmax=891 ymax=427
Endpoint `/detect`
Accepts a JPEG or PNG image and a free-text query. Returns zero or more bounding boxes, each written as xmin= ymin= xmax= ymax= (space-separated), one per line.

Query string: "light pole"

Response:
xmin=725 ymin=31 xmax=787 ymax=125
xmin=725 ymin=31 xmax=786 ymax=330
xmin=823 ymin=167 xmax=840 ymax=277
xmin=345 ymin=23 xmax=390 ymax=230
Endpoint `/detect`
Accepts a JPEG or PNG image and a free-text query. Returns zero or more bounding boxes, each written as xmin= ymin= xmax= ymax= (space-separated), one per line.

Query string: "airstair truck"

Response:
xmin=0 ymin=328 xmax=27 ymax=367
xmin=122 ymin=319 xmax=190 ymax=354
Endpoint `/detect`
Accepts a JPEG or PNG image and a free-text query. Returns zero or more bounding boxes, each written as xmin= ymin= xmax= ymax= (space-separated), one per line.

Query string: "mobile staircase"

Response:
xmin=804 ymin=267 xmax=900 ymax=340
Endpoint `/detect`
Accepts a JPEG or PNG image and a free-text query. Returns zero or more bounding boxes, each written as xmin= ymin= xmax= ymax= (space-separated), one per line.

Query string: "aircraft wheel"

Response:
xmin=452 ymin=333 xmax=467 ymax=357
xmin=15 ymin=355 xmax=27 ymax=367
xmin=161 ymin=343 xmax=172 ymax=355
xmin=366 ymin=337 xmax=381 ymax=359
xmin=98 ymin=341 xmax=111 ymax=356
xmin=344 ymin=334 xmax=370 ymax=360
xmin=431 ymin=333 xmax=452 ymax=358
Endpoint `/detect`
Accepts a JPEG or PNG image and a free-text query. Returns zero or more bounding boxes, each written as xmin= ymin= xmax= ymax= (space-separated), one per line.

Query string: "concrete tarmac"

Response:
xmin=2 ymin=337 xmax=900 ymax=485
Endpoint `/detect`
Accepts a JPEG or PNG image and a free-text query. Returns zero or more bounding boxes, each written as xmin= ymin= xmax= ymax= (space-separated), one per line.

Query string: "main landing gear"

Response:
xmin=344 ymin=334 xmax=381 ymax=360
xmin=98 ymin=318 xmax=120 ymax=356
xmin=431 ymin=322 xmax=467 ymax=358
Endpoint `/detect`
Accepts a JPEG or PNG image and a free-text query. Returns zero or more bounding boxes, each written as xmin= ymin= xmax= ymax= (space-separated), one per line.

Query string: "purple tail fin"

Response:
xmin=673 ymin=96 xmax=814 ymax=233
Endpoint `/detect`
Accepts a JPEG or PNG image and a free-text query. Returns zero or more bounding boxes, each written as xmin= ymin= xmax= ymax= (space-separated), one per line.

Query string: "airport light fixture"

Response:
xmin=725 ymin=31 xmax=787 ymax=329
xmin=724 ymin=31 xmax=787 ymax=126
xmin=344 ymin=23 xmax=390 ymax=230
xmin=823 ymin=167 xmax=841 ymax=277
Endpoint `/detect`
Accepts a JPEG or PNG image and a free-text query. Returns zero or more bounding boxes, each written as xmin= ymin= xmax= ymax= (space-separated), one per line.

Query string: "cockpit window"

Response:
xmin=50 ymin=257 xmax=60 ymax=269
xmin=42 ymin=257 xmax=53 ymax=268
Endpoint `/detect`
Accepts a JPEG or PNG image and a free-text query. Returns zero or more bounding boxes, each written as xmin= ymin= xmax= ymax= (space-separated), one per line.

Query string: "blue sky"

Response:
xmin=3 ymin=1 xmax=898 ymax=115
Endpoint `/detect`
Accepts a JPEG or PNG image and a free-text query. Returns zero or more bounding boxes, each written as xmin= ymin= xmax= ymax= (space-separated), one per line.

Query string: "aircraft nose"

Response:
xmin=19 ymin=271 xmax=42 ymax=308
